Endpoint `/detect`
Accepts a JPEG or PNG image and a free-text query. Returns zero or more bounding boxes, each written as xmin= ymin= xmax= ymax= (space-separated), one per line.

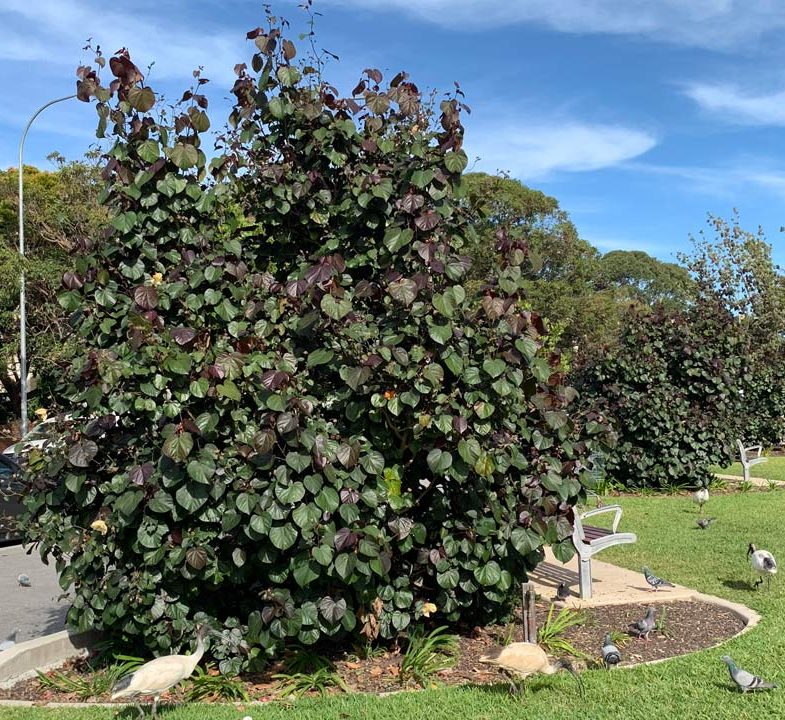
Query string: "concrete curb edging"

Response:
xmin=614 ymin=591 xmax=761 ymax=669
xmin=0 ymin=630 xmax=100 ymax=689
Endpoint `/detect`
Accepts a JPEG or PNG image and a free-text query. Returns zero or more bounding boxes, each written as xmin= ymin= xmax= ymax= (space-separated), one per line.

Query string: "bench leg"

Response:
xmin=743 ymin=463 xmax=750 ymax=484
xmin=578 ymin=556 xmax=593 ymax=600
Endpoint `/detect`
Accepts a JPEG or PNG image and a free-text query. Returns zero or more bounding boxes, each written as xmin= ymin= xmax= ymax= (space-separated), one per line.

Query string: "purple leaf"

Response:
xmin=334 ymin=527 xmax=358 ymax=551
xmin=128 ymin=462 xmax=154 ymax=485
xmin=133 ymin=286 xmax=158 ymax=310
xmin=171 ymin=327 xmax=197 ymax=346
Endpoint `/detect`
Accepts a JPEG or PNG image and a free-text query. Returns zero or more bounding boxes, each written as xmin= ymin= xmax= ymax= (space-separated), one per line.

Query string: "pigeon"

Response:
xmin=721 ymin=655 xmax=777 ymax=693
xmin=696 ymin=517 xmax=716 ymax=530
xmin=630 ymin=607 xmax=656 ymax=640
xmin=643 ymin=566 xmax=674 ymax=591
xmin=16 ymin=573 xmax=31 ymax=588
xmin=555 ymin=582 xmax=570 ymax=602
xmin=0 ymin=629 xmax=18 ymax=652
xmin=693 ymin=485 xmax=709 ymax=512
xmin=748 ymin=544 xmax=777 ymax=590
xmin=601 ymin=633 xmax=621 ymax=668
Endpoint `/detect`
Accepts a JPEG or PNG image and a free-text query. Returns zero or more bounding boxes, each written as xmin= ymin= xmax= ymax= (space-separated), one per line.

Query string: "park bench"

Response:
xmin=572 ymin=506 xmax=637 ymax=600
xmin=737 ymin=439 xmax=767 ymax=483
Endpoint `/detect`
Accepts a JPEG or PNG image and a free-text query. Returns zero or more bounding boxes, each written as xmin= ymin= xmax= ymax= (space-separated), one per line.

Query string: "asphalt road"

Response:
xmin=0 ymin=543 xmax=70 ymax=643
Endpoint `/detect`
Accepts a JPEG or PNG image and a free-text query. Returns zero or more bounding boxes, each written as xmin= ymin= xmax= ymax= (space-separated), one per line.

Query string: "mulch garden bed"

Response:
xmin=0 ymin=598 xmax=746 ymax=703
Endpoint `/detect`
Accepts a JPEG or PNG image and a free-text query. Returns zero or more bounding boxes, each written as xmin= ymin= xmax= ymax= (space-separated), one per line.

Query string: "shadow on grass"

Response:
xmin=721 ymin=578 xmax=757 ymax=592
xmin=469 ymin=679 xmax=567 ymax=701
xmin=116 ymin=701 xmax=178 ymax=718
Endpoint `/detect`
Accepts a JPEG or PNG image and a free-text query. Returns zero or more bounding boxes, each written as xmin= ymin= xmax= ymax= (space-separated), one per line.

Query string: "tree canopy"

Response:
xmin=460 ymin=172 xmax=690 ymax=354
xmin=0 ymin=158 xmax=106 ymax=422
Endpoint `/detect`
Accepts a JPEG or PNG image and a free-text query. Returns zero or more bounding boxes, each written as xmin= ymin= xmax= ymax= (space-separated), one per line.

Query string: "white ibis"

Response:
xmin=692 ymin=485 xmax=709 ymax=512
xmin=0 ymin=629 xmax=18 ymax=651
xmin=111 ymin=624 xmax=212 ymax=717
xmin=479 ymin=642 xmax=584 ymax=697
xmin=748 ymin=543 xmax=777 ymax=590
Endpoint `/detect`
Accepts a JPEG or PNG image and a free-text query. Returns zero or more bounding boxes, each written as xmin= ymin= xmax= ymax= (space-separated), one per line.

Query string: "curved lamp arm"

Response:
xmin=18 ymin=94 xmax=77 ymax=436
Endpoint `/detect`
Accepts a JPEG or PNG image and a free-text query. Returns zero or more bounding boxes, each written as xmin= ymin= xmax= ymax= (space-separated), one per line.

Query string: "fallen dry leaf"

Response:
xmin=369 ymin=667 xmax=383 ymax=677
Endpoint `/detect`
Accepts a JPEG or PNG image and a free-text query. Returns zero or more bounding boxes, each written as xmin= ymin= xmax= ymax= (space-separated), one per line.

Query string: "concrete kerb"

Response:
xmin=0 ymin=630 xmax=99 ymax=689
xmin=613 ymin=590 xmax=761 ymax=669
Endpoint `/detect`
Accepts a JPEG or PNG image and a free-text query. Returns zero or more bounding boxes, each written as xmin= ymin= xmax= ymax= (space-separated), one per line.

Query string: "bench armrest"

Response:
xmin=579 ymin=504 xmax=623 ymax=534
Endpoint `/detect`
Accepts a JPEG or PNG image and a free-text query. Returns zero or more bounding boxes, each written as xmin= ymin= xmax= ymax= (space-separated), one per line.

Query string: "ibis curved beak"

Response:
xmin=556 ymin=659 xmax=585 ymax=699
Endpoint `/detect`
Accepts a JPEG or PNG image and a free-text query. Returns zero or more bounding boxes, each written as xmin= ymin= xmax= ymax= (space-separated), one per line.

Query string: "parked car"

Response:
xmin=0 ymin=453 xmax=22 ymax=545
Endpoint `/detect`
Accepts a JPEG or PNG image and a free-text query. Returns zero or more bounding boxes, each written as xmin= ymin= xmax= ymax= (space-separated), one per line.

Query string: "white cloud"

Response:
xmin=323 ymin=0 xmax=785 ymax=49
xmin=466 ymin=121 xmax=657 ymax=180
xmin=628 ymin=160 xmax=785 ymax=200
xmin=683 ymin=83 xmax=785 ymax=125
xmin=0 ymin=0 xmax=245 ymax=87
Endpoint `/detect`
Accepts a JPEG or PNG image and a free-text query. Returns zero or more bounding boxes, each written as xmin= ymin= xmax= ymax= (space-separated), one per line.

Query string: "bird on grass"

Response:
xmin=601 ymin=633 xmax=621 ymax=668
xmin=692 ymin=483 xmax=709 ymax=512
xmin=696 ymin=517 xmax=716 ymax=530
xmin=111 ymin=624 xmax=213 ymax=718
xmin=721 ymin=656 xmax=777 ymax=693
xmin=643 ymin=566 xmax=674 ymax=592
xmin=555 ymin=582 xmax=570 ymax=602
xmin=630 ymin=607 xmax=656 ymax=641
xmin=16 ymin=574 xmax=31 ymax=588
xmin=478 ymin=642 xmax=584 ymax=698
xmin=0 ymin=629 xmax=18 ymax=651
xmin=747 ymin=544 xmax=777 ymax=590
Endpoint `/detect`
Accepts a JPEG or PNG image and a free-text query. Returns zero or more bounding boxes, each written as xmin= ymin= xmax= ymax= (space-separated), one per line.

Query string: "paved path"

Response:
xmin=0 ymin=544 xmax=69 ymax=643
xmin=530 ymin=547 xmax=697 ymax=608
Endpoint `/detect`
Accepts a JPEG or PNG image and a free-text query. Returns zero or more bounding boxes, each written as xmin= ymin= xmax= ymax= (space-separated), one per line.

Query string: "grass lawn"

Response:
xmin=712 ymin=455 xmax=785 ymax=482
xmin=6 ymin=490 xmax=785 ymax=719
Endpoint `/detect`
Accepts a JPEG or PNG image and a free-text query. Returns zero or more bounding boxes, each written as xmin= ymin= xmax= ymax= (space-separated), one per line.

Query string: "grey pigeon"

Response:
xmin=643 ymin=566 xmax=674 ymax=591
xmin=555 ymin=582 xmax=570 ymax=602
xmin=601 ymin=633 xmax=621 ymax=668
xmin=0 ymin=629 xmax=18 ymax=652
xmin=630 ymin=607 xmax=656 ymax=640
xmin=722 ymin=655 xmax=777 ymax=693
xmin=16 ymin=573 xmax=31 ymax=588
xmin=697 ymin=517 xmax=716 ymax=530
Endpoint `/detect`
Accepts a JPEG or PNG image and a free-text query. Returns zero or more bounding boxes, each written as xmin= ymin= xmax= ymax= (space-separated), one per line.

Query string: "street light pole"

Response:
xmin=18 ymin=94 xmax=77 ymax=437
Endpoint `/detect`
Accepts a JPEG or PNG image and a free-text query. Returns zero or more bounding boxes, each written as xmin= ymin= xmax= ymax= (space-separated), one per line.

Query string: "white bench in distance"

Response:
xmin=572 ymin=506 xmax=637 ymax=600
xmin=737 ymin=439 xmax=767 ymax=483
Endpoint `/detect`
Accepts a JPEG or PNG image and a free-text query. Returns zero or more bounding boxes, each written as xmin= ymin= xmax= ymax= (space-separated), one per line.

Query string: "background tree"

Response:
xmin=680 ymin=215 xmax=785 ymax=446
xmin=461 ymin=172 xmax=690 ymax=355
xmin=577 ymin=214 xmax=785 ymax=489
xmin=596 ymin=250 xmax=692 ymax=309
xmin=0 ymin=157 xmax=106 ymax=424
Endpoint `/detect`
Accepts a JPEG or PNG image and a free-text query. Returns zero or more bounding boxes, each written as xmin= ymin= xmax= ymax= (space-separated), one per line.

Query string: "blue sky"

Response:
xmin=2 ymin=0 xmax=785 ymax=265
